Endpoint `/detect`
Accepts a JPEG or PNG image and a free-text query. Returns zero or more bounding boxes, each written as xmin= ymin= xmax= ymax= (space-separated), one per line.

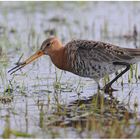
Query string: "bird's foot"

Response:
xmin=103 ymin=84 xmax=118 ymax=95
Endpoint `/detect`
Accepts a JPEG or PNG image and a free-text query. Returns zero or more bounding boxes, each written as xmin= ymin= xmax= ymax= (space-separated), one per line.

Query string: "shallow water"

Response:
xmin=0 ymin=1 xmax=140 ymax=138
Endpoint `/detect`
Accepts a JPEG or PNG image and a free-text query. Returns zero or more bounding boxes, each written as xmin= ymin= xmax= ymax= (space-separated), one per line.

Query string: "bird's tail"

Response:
xmin=126 ymin=48 xmax=140 ymax=56
xmin=125 ymin=48 xmax=140 ymax=63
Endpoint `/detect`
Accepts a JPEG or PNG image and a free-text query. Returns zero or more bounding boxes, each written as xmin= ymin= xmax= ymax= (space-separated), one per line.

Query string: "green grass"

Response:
xmin=0 ymin=1 xmax=140 ymax=138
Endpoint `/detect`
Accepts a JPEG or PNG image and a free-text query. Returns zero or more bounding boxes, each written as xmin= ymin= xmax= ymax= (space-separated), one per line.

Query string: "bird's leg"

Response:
xmin=104 ymin=62 xmax=131 ymax=94
xmin=96 ymin=81 xmax=101 ymax=90
xmin=97 ymin=82 xmax=101 ymax=90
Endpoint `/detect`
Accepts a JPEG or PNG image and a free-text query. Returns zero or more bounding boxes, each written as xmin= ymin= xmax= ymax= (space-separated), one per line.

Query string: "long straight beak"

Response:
xmin=8 ymin=50 xmax=44 ymax=75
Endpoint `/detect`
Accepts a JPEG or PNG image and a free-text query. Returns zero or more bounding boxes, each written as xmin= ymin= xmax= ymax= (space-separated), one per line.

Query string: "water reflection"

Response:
xmin=0 ymin=1 xmax=140 ymax=138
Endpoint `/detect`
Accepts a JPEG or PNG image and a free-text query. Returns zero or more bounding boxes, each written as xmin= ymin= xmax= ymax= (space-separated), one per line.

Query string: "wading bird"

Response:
xmin=8 ymin=37 xmax=140 ymax=93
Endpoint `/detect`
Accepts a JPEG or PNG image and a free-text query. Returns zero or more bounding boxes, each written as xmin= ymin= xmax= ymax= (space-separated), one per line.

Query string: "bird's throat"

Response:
xmin=49 ymin=47 xmax=71 ymax=71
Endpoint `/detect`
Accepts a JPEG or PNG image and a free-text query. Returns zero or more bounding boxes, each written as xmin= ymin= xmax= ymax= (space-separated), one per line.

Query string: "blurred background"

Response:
xmin=0 ymin=1 xmax=140 ymax=138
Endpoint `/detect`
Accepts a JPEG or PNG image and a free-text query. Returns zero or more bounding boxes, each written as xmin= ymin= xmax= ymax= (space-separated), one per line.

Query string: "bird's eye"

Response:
xmin=46 ymin=43 xmax=50 ymax=47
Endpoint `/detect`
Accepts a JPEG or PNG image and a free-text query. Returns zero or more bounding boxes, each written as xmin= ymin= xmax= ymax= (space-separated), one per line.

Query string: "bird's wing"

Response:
xmin=66 ymin=40 xmax=134 ymax=63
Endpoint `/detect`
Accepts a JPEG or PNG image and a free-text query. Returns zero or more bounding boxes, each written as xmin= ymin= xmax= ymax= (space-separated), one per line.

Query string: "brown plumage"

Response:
xmin=8 ymin=37 xmax=140 ymax=93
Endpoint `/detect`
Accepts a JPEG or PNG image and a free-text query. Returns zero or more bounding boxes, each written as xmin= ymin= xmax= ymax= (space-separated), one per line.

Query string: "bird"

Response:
xmin=8 ymin=36 xmax=140 ymax=93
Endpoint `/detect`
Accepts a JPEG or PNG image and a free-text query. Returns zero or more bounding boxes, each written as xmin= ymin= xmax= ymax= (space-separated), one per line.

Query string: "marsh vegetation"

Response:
xmin=0 ymin=1 xmax=140 ymax=138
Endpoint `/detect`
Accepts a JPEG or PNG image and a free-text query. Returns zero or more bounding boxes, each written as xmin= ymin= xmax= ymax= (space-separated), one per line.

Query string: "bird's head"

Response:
xmin=40 ymin=36 xmax=62 ymax=55
xmin=8 ymin=36 xmax=62 ymax=75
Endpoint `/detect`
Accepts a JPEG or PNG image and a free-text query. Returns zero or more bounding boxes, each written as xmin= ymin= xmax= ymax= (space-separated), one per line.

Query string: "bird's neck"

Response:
xmin=48 ymin=47 xmax=71 ymax=71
